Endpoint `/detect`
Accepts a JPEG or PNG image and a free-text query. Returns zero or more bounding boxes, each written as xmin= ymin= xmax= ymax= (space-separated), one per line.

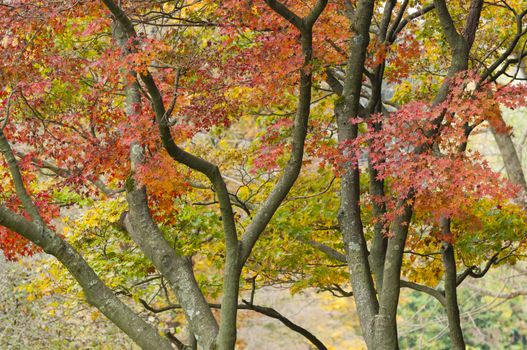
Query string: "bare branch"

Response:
xmin=263 ymin=0 xmax=304 ymax=30
xmin=286 ymin=176 xmax=336 ymax=201
xmin=400 ymin=280 xmax=446 ymax=306
xmin=456 ymin=251 xmax=500 ymax=286
xmin=137 ymin=298 xmax=328 ymax=350
xmin=303 ymin=239 xmax=347 ymax=262
xmin=389 ymin=3 xmax=435 ymax=43
xmin=481 ymin=8 xmax=527 ymax=82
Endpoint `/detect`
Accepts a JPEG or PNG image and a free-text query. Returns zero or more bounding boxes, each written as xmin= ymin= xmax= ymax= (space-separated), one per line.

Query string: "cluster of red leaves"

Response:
xmin=0 ymin=167 xmax=59 ymax=261
xmin=135 ymin=152 xmax=190 ymax=224
xmin=1 ymin=0 xmax=524 ymax=261
xmin=0 ymin=0 xmax=251 ymax=260
xmin=217 ymin=1 xmax=350 ymax=106
xmin=361 ymin=73 xmax=525 ymax=225
xmin=252 ymin=118 xmax=293 ymax=171
xmin=0 ymin=2 xmax=132 ymax=258
xmin=384 ymin=32 xmax=422 ymax=83
xmin=303 ymin=71 xmax=526 ymax=234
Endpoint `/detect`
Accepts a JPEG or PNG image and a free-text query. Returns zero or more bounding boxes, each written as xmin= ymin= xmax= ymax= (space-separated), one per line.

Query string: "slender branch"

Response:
xmin=323 ymin=284 xmax=354 ymax=298
xmin=137 ymin=298 xmax=328 ymax=350
xmin=0 ymin=90 xmax=14 ymax=129
xmin=240 ymin=0 xmax=328 ymax=263
xmin=163 ymin=67 xmax=181 ymax=124
xmin=400 ymin=280 xmax=446 ymax=306
xmin=240 ymin=299 xmax=328 ymax=350
xmin=473 ymin=288 xmax=527 ymax=300
xmin=286 ymin=176 xmax=336 ymax=201
xmin=303 ymin=239 xmax=347 ymax=262
xmin=386 ymin=0 xmax=410 ymax=41
xmin=164 ymin=331 xmax=188 ymax=350
xmin=263 ymin=0 xmax=328 ymax=33
xmin=0 ymin=205 xmax=172 ymax=349
xmin=389 ymin=3 xmax=435 ymax=43
xmin=263 ymin=0 xmax=304 ymax=30
xmin=481 ymin=8 xmax=527 ymax=82
xmin=16 ymin=151 xmax=123 ymax=196
xmin=304 ymin=0 xmax=329 ymax=28
xmin=456 ymin=251 xmax=500 ymax=286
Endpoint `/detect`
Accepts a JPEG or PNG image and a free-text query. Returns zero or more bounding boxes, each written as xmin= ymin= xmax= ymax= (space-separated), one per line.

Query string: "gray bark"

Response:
xmin=353 ymin=1 xmax=483 ymax=348
xmin=428 ymin=4 xmax=482 ymax=350
xmin=491 ymin=123 xmax=527 ymax=191
xmin=125 ymin=174 xmax=219 ymax=349
xmin=373 ymin=203 xmax=413 ymax=350
xmin=336 ymin=1 xmax=378 ymax=347
xmin=241 ymin=0 xmax=328 ymax=264
xmin=367 ymin=0 xmax=395 ymax=292
xmin=112 ymin=12 xmax=219 ymax=348
xmin=0 ymin=207 xmax=173 ymax=350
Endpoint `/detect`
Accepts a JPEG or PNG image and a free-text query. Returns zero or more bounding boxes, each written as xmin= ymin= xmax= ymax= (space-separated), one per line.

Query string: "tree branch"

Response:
xmin=137 ymin=298 xmax=328 ymax=350
xmin=240 ymin=299 xmax=328 ymax=350
xmin=0 ymin=132 xmax=44 ymax=226
xmin=263 ymin=0 xmax=304 ymax=31
xmin=462 ymin=0 xmax=483 ymax=49
xmin=303 ymin=239 xmax=347 ymax=262
xmin=481 ymin=8 xmax=527 ymax=82
xmin=433 ymin=0 xmax=463 ymax=48
xmin=304 ymin=0 xmax=329 ymax=28
xmin=400 ymin=280 xmax=446 ymax=306
xmin=456 ymin=251 xmax=500 ymax=286
xmin=240 ymin=0 xmax=328 ymax=263
xmin=388 ymin=3 xmax=435 ymax=43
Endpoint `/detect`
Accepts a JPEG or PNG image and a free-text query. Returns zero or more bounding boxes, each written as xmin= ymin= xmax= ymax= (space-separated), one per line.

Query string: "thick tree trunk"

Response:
xmin=125 ymin=179 xmax=219 ymax=349
xmin=336 ymin=0 xmax=378 ymax=347
xmin=440 ymin=218 xmax=466 ymax=350
xmin=336 ymin=101 xmax=379 ymax=348
xmin=373 ymin=203 xmax=412 ymax=350
xmin=111 ymin=14 xmax=219 ymax=348
xmin=105 ymin=1 xmax=329 ymax=349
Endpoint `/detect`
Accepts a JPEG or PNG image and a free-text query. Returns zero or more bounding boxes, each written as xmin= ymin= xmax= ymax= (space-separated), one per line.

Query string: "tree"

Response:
xmin=0 ymin=0 xmax=329 ymax=348
xmin=287 ymin=0 xmax=526 ymax=348
xmin=1 ymin=1 xmax=527 ymax=349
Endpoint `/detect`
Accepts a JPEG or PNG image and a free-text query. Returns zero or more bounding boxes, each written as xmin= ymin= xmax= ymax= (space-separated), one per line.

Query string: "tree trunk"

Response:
xmin=442 ymin=241 xmax=466 ymax=350
xmin=112 ymin=14 xmax=219 ymax=348
xmin=336 ymin=0 xmax=378 ymax=346
xmin=373 ymin=203 xmax=413 ymax=350
xmin=0 ymin=123 xmax=172 ymax=350
xmin=490 ymin=112 xmax=527 ymax=190
xmin=125 ymin=180 xmax=219 ymax=349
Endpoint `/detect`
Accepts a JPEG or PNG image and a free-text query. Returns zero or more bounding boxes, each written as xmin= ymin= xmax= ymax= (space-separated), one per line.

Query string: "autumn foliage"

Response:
xmin=1 ymin=0 xmax=527 ymax=349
